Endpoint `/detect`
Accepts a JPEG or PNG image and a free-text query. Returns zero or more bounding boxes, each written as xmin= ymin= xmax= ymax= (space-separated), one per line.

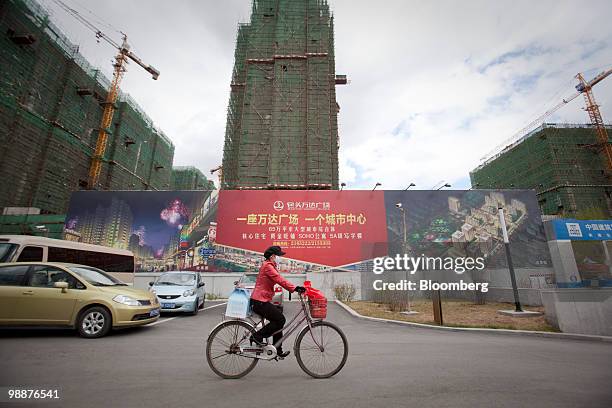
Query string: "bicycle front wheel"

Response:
xmin=206 ymin=320 xmax=258 ymax=379
xmin=295 ymin=321 xmax=348 ymax=378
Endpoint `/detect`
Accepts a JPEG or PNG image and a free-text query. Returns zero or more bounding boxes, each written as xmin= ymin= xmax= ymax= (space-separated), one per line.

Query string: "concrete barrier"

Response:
xmin=542 ymin=288 xmax=612 ymax=336
xmin=132 ymin=272 xmax=307 ymax=299
xmin=485 ymin=287 xmax=543 ymax=306
xmin=108 ymin=272 xmax=134 ymax=284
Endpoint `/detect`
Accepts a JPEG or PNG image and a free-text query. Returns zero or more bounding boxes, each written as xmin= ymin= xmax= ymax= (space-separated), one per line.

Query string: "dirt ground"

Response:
xmin=346 ymin=300 xmax=559 ymax=332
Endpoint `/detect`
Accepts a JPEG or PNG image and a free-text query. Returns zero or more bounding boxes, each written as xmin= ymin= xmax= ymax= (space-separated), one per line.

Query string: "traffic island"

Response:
xmin=347 ymin=300 xmax=557 ymax=332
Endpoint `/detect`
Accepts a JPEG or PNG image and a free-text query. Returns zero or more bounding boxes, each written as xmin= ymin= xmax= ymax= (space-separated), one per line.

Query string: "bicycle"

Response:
xmin=206 ymin=292 xmax=348 ymax=379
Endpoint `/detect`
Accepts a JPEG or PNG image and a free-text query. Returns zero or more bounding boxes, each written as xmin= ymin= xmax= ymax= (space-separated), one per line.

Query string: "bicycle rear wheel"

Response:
xmin=295 ymin=321 xmax=348 ymax=378
xmin=206 ymin=320 xmax=258 ymax=379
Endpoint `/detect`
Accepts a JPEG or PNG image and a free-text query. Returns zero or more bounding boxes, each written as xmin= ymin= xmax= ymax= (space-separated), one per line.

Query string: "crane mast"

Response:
xmin=88 ymin=36 xmax=127 ymax=189
xmin=576 ymin=72 xmax=612 ymax=175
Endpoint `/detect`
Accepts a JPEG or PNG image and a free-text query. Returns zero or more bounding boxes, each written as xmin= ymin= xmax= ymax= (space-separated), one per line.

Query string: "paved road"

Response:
xmin=1 ymin=301 xmax=611 ymax=408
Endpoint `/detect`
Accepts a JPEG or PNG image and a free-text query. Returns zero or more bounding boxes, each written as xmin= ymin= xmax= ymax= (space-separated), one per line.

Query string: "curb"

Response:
xmin=334 ymin=300 xmax=612 ymax=343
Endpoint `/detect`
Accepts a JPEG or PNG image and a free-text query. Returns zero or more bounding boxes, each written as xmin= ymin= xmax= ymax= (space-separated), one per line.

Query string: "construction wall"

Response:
xmin=222 ymin=0 xmax=340 ymax=190
xmin=470 ymin=124 xmax=612 ymax=217
xmin=0 ymin=0 xmax=174 ymax=215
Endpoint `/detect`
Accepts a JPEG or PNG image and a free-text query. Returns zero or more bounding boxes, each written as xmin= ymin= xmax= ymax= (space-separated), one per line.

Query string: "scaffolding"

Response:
xmin=0 ymin=0 xmax=174 ymax=214
xmin=221 ymin=0 xmax=343 ymax=190
xmin=470 ymin=124 xmax=612 ymax=217
xmin=171 ymin=166 xmax=214 ymax=190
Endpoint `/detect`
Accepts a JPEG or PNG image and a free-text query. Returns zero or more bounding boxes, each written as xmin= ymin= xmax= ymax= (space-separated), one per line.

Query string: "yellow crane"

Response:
xmin=576 ymin=70 xmax=612 ymax=174
xmin=482 ymin=67 xmax=612 ymax=173
xmin=51 ymin=0 xmax=160 ymax=189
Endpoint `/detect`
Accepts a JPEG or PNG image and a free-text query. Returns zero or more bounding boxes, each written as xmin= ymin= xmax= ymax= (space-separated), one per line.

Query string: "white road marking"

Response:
xmin=203 ymin=302 xmax=228 ymax=311
xmin=149 ymin=316 xmax=179 ymax=326
xmin=148 ymin=302 xmax=228 ymax=326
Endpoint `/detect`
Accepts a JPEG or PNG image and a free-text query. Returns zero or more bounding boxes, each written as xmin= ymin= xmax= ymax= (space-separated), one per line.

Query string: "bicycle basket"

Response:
xmin=309 ymin=298 xmax=327 ymax=319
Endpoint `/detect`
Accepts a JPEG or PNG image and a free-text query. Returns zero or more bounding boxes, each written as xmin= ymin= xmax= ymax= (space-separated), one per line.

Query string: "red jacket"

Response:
xmin=251 ymin=260 xmax=296 ymax=302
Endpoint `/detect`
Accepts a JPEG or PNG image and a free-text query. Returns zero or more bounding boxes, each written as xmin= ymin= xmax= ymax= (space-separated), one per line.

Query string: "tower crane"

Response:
xmin=51 ymin=0 xmax=160 ymax=189
xmin=482 ymin=67 xmax=612 ymax=174
xmin=575 ymin=71 xmax=612 ymax=174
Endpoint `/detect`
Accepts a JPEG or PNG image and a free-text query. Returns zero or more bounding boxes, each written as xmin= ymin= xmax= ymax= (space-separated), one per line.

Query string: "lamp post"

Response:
xmin=395 ymin=203 xmax=407 ymax=252
xmin=405 ymin=183 xmax=416 ymax=190
xmin=396 ymin=202 xmax=413 ymax=313
xmin=340 ymin=182 xmax=346 ymax=191
xmin=498 ymin=206 xmax=522 ymax=312
xmin=372 ymin=182 xmax=381 ymax=191
xmin=436 ymin=183 xmax=451 ymax=190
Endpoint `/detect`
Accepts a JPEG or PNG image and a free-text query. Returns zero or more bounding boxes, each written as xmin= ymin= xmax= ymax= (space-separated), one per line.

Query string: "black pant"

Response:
xmin=251 ymin=299 xmax=286 ymax=350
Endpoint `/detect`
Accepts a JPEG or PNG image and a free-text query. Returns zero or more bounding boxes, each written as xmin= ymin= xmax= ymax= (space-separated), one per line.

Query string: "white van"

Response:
xmin=0 ymin=235 xmax=135 ymax=273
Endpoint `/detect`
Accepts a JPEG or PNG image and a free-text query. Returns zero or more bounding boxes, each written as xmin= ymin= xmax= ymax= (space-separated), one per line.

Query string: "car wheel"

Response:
xmin=191 ymin=299 xmax=199 ymax=316
xmin=77 ymin=306 xmax=111 ymax=338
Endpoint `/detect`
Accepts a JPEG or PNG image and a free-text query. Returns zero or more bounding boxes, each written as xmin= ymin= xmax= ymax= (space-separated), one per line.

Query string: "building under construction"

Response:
xmin=0 ymin=0 xmax=174 ymax=215
xmin=470 ymin=124 xmax=612 ymax=217
xmin=171 ymin=166 xmax=215 ymax=190
xmin=221 ymin=0 xmax=346 ymax=190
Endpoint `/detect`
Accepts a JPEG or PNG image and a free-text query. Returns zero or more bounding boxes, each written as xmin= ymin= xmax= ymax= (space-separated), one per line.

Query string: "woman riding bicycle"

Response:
xmin=249 ymin=246 xmax=306 ymax=359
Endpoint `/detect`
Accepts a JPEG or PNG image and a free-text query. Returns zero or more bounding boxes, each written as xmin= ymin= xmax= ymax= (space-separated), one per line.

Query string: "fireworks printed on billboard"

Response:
xmin=160 ymin=199 xmax=190 ymax=228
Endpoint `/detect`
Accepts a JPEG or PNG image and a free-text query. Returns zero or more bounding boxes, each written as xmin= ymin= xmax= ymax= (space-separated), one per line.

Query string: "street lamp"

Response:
xmin=436 ymin=183 xmax=451 ymax=190
xmin=340 ymin=182 xmax=346 ymax=191
xmin=395 ymin=202 xmax=413 ymax=313
xmin=405 ymin=183 xmax=416 ymax=190
xmin=372 ymin=182 xmax=381 ymax=191
xmin=395 ymin=203 xmax=407 ymax=252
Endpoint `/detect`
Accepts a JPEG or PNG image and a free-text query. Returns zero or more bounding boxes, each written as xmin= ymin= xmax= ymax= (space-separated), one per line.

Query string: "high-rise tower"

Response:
xmin=221 ymin=0 xmax=346 ymax=190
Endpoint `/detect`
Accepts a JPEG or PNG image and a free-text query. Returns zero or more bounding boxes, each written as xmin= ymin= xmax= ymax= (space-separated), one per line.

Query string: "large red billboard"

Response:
xmin=65 ymin=189 xmax=551 ymax=273
xmin=216 ymin=190 xmax=389 ymax=267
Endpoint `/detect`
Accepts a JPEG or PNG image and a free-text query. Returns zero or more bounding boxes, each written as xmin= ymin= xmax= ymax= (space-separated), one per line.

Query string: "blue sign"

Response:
xmin=552 ymin=219 xmax=612 ymax=241
xmin=199 ymin=247 xmax=216 ymax=256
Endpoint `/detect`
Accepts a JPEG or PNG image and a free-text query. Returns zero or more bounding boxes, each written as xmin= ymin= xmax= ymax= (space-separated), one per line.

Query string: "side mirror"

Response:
xmin=148 ymin=281 xmax=154 ymax=287
xmin=54 ymin=281 xmax=68 ymax=293
xmin=198 ymin=282 xmax=205 ymax=288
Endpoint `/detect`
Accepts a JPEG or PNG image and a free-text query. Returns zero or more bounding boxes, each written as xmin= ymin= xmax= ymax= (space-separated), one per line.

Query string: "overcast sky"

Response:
xmin=40 ymin=0 xmax=612 ymax=190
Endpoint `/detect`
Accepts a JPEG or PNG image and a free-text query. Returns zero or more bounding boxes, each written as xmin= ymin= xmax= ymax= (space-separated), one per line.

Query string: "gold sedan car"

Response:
xmin=0 ymin=262 xmax=160 ymax=338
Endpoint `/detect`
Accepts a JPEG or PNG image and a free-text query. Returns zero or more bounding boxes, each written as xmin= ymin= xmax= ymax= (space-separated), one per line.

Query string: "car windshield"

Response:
xmin=156 ymin=273 xmax=195 ymax=286
xmin=0 ymin=243 xmax=18 ymax=262
xmin=241 ymin=274 xmax=258 ymax=285
xmin=68 ymin=265 xmax=127 ymax=286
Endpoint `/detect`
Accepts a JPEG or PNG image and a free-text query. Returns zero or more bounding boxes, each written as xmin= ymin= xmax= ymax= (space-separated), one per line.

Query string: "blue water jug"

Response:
xmin=225 ymin=288 xmax=252 ymax=318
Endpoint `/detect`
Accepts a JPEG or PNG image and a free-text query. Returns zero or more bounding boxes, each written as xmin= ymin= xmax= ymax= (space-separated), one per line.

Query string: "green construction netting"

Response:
xmin=222 ymin=0 xmax=339 ymax=189
xmin=470 ymin=125 xmax=611 ymax=217
xmin=0 ymin=0 xmax=174 ymax=214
